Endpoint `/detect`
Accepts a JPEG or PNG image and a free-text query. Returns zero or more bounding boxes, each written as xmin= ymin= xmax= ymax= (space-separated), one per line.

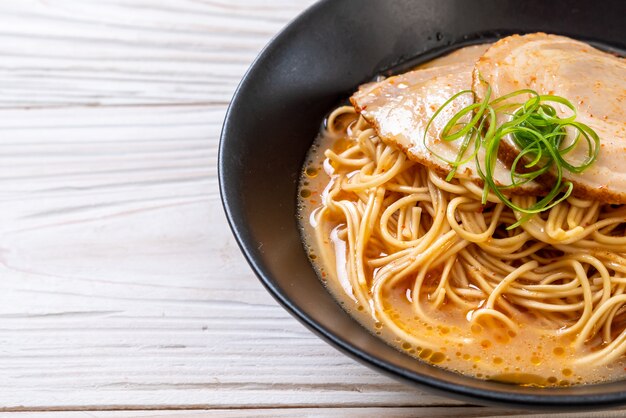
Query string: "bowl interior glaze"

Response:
xmin=219 ymin=0 xmax=626 ymax=408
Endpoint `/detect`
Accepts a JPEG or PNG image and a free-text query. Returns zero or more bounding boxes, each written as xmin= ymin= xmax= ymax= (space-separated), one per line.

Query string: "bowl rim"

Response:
xmin=218 ymin=0 xmax=626 ymax=409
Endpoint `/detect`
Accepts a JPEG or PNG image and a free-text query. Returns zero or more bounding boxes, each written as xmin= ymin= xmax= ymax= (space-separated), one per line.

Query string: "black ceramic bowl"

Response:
xmin=219 ymin=0 xmax=626 ymax=409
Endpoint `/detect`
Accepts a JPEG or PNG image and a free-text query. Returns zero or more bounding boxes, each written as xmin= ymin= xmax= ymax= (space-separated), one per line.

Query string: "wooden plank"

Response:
xmin=0 ymin=0 xmax=316 ymax=107
xmin=4 ymin=408 xmax=626 ymax=418
xmin=0 ymin=103 xmax=457 ymax=409
xmin=0 ymin=409 xmax=513 ymax=418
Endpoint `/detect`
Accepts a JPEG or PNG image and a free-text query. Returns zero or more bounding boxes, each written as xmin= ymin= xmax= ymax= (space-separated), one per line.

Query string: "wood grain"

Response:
xmin=4 ymin=410 xmax=626 ymax=418
xmin=0 ymin=0 xmax=311 ymax=107
xmin=0 ymin=408 xmax=522 ymax=418
xmin=0 ymin=0 xmax=621 ymax=416
xmin=0 ymin=103 xmax=449 ymax=410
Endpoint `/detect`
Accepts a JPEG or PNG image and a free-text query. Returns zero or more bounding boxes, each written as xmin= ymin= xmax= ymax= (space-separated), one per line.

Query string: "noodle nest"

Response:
xmin=313 ymin=105 xmax=626 ymax=370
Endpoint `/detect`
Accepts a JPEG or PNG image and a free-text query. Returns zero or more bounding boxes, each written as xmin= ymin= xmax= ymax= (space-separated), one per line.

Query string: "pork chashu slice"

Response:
xmin=473 ymin=33 xmax=626 ymax=203
xmin=351 ymin=44 xmax=543 ymax=194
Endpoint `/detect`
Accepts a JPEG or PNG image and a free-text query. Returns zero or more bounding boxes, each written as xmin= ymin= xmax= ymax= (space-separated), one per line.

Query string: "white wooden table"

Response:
xmin=0 ymin=1 xmax=623 ymax=417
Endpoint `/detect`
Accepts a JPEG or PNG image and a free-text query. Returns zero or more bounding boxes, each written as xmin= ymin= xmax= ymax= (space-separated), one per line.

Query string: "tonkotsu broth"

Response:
xmin=296 ymin=44 xmax=626 ymax=386
xmin=299 ymin=120 xmax=626 ymax=387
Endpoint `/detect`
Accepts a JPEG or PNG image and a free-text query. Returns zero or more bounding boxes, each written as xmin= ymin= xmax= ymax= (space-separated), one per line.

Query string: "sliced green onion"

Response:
xmin=424 ymin=79 xmax=601 ymax=229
